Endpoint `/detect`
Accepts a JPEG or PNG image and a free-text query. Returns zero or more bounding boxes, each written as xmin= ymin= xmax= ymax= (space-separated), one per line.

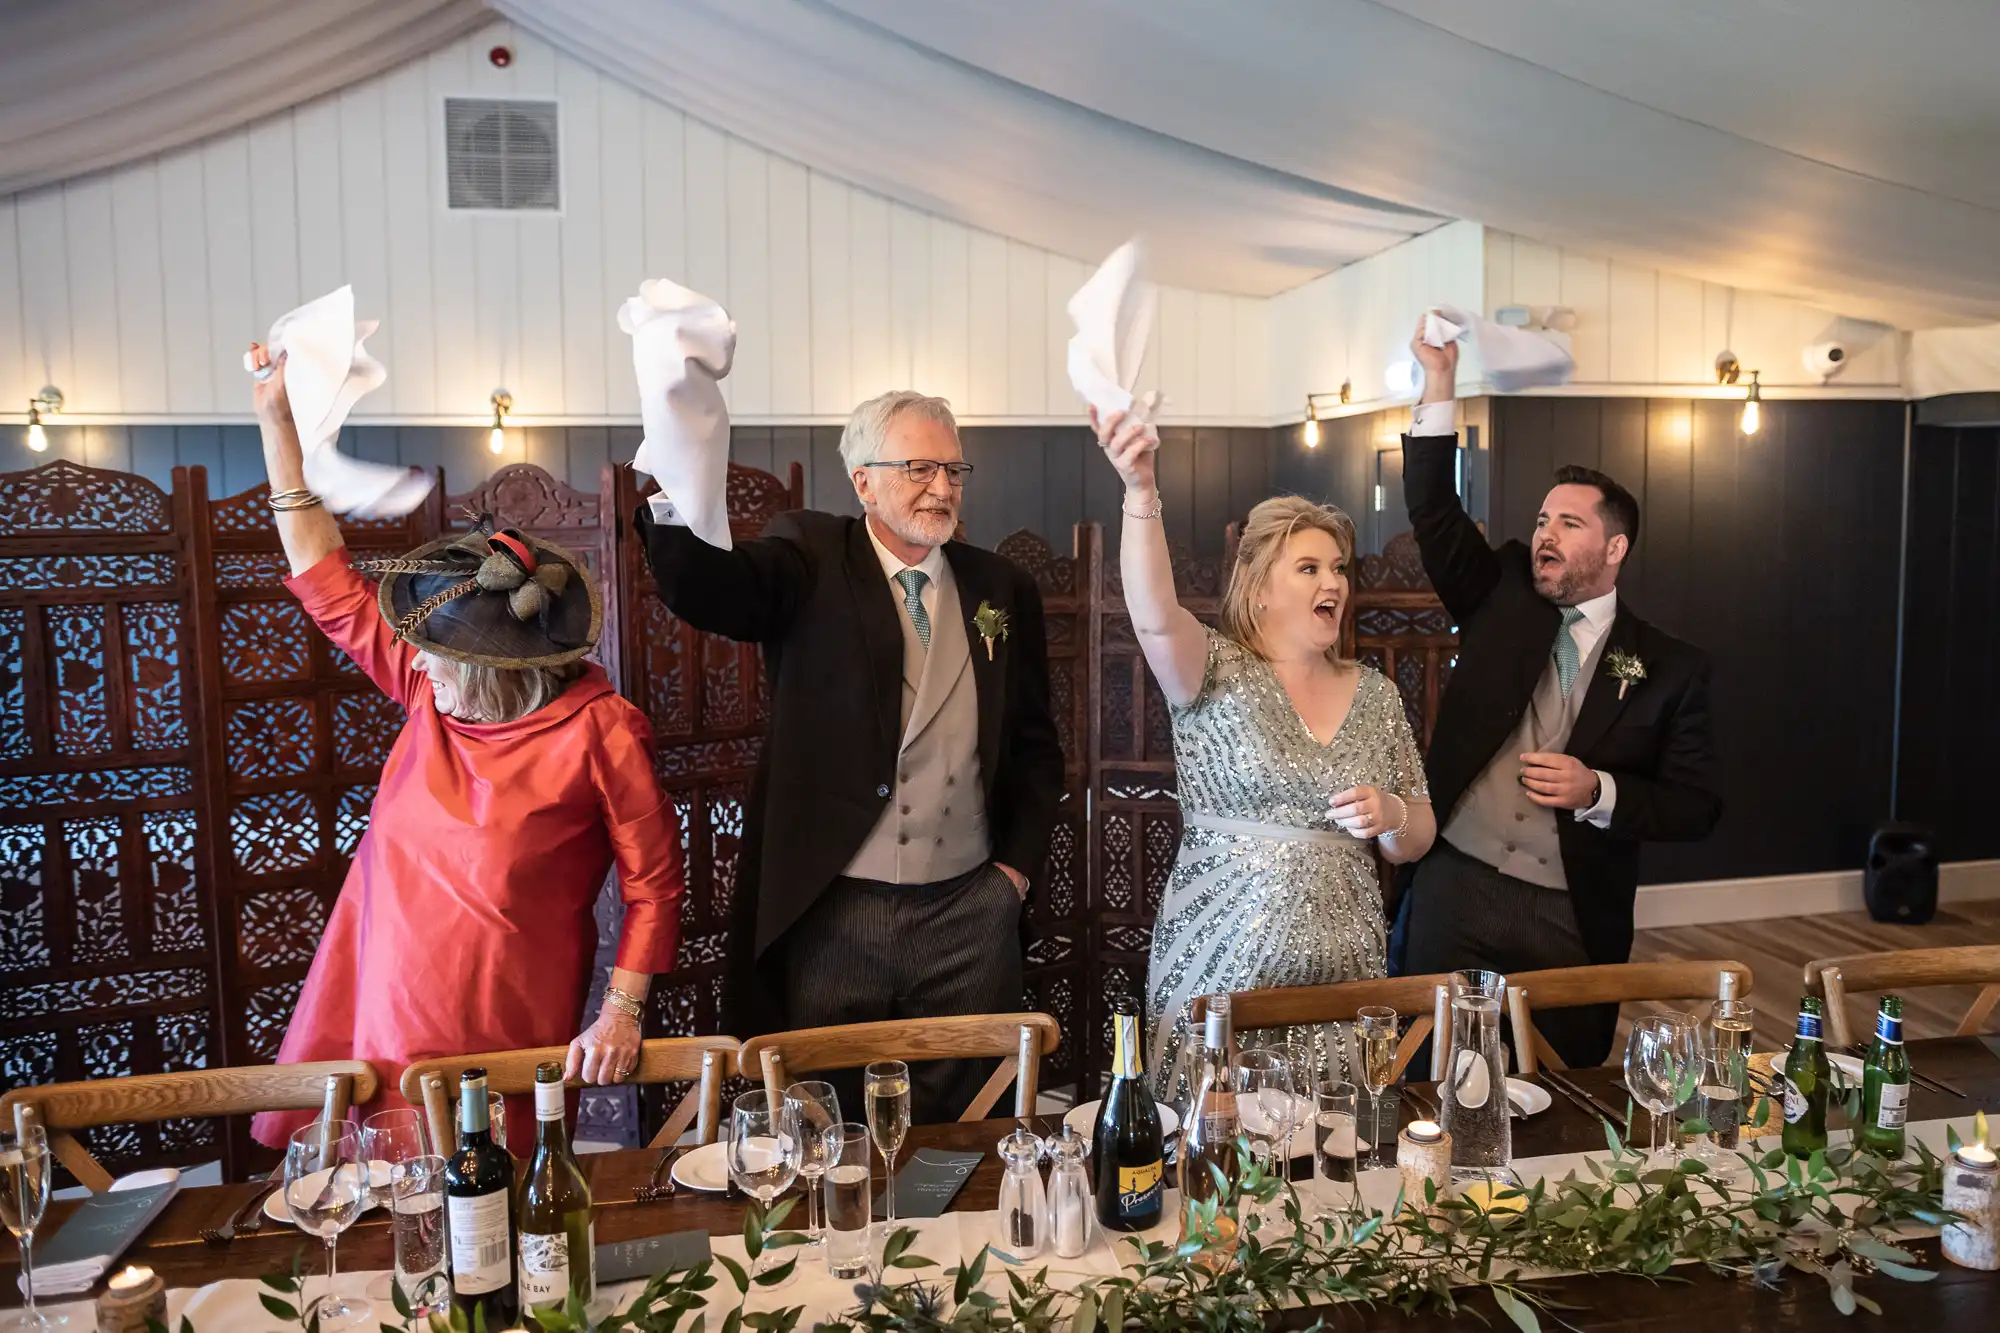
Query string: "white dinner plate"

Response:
xmin=670 ymin=1140 xmax=733 ymax=1193
xmin=264 ymin=1166 xmax=381 ymax=1224
xmin=1506 ymin=1078 xmax=1552 ymax=1117
xmin=1063 ymin=1098 xmax=1182 ymax=1147
xmin=1773 ymin=1047 xmax=1865 ymax=1083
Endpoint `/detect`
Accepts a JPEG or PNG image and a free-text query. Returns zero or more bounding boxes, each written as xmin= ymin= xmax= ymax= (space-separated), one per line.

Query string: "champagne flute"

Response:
xmin=1623 ymin=1015 xmax=1698 ymax=1168
xmin=784 ymin=1081 xmax=842 ymax=1246
xmin=863 ymin=1060 xmax=911 ymax=1225
xmin=727 ymin=1090 xmax=803 ymax=1289
xmin=284 ymin=1119 xmax=372 ymax=1329
xmin=1354 ymin=1007 xmax=1397 ymax=1171
xmin=1 ymin=1123 xmax=53 ymax=1333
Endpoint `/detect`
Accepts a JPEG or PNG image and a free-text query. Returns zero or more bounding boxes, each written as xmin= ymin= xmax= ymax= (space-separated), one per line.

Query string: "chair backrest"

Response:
xmin=737 ymin=1013 xmax=1060 ymax=1123
xmin=0 ymin=1060 xmax=381 ymax=1193
xmin=1802 ymin=945 xmax=2000 ymax=1050
xmin=399 ymin=1036 xmax=739 ymax=1151
xmin=1190 ymin=975 xmax=1457 ymax=1084
xmin=1508 ymin=960 xmax=1754 ymax=1073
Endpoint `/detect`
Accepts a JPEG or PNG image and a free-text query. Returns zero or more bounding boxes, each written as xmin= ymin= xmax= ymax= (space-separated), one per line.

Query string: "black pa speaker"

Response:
xmin=1864 ymin=823 xmax=1938 ymax=924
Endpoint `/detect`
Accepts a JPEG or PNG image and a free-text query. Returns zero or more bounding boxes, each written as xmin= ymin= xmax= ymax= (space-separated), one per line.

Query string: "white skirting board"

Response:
xmin=1633 ymin=859 xmax=2000 ymax=929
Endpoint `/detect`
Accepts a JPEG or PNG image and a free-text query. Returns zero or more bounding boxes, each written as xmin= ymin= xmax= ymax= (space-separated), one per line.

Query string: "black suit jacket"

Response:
xmin=1400 ymin=433 xmax=1722 ymax=965
xmin=636 ymin=506 xmax=1066 ymax=1032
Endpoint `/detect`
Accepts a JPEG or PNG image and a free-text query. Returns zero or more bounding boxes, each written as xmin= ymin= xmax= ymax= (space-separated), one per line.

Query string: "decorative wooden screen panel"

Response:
xmin=997 ymin=527 xmax=1096 ymax=1095
xmin=607 ymin=464 xmax=804 ymax=1134
xmin=182 ymin=471 xmax=432 ymax=1174
xmin=0 ymin=460 xmax=215 ymax=1178
xmin=1341 ymin=531 xmax=1456 ymax=749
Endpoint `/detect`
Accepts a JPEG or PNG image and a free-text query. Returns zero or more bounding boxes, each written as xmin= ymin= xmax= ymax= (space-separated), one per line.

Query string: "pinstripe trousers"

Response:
xmin=1401 ymin=839 xmax=1617 ymax=1069
xmin=783 ymin=862 xmax=1026 ymax=1126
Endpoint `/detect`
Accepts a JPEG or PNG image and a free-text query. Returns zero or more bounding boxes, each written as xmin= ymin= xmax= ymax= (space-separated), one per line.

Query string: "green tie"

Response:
xmin=1554 ymin=605 xmax=1587 ymax=697
xmin=895 ymin=568 xmax=931 ymax=650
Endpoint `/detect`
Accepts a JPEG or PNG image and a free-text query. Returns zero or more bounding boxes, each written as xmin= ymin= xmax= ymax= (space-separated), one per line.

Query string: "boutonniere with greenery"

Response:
xmin=1606 ymin=648 xmax=1647 ymax=699
xmin=972 ymin=601 xmax=1010 ymax=660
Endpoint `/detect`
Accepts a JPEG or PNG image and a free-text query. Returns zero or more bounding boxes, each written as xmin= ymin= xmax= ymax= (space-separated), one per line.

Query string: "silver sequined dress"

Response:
xmin=1146 ymin=629 xmax=1429 ymax=1102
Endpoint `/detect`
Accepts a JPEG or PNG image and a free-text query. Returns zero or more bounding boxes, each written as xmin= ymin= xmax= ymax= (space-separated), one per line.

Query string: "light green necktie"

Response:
xmin=895 ymin=568 xmax=931 ymax=649
xmin=1554 ymin=605 xmax=1587 ymax=697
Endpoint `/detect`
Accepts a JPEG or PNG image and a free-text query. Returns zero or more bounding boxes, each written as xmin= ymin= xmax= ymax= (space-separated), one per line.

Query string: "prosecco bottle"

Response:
xmin=1859 ymin=995 xmax=1911 ymax=1158
xmin=1093 ymin=999 xmax=1164 ymax=1232
xmin=1780 ymin=997 xmax=1831 ymax=1159
xmin=1175 ymin=994 xmax=1240 ymax=1269
xmin=517 ymin=1062 xmax=595 ymax=1324
xmin=446 ymin=1069 xmax=519 ymax=1327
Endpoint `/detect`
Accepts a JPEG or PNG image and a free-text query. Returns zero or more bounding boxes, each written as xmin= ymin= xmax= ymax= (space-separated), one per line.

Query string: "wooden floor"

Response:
xmin=1622 ymin=898 xmax=2000 ymax=1051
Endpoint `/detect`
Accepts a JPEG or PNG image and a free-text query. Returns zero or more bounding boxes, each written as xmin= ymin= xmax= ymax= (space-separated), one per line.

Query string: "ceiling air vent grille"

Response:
xmin=444 ymin=98 xmax=560 ymax=211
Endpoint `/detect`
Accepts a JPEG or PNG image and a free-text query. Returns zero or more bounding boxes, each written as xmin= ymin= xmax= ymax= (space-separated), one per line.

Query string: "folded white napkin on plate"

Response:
xmin=1423 ymin=304 xmax=1574 ymax=392
xmin=619 ymin=279 xmax=737 ymax=551
xmin=242 ymin=286 xmax=430 ymax=518
xmin=1067 ymin=239 xmax=1158 ymax=418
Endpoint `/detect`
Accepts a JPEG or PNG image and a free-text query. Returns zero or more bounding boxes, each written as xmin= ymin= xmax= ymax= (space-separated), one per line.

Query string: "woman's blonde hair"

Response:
xmin=435 ymin=656 xmax=587 ymax=723
xmin=1220 ymin=496 xmax=1359 ymax=661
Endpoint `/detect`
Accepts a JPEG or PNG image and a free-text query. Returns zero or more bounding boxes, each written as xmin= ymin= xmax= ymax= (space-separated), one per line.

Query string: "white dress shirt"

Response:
xmin=865 ymin=516 xmax=945 ymax=636
xmin=1408 ymin=398 xmax=1618 ymax=828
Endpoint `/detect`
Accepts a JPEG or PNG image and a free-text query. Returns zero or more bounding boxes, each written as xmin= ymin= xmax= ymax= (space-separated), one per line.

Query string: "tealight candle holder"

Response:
xmin=97 ymin=1264 xmax=166 ymax=1333
xmin=1943 ymin=1143 xmax=2000 ymax=1271
xmin=1398 ymin=1120 xmax=1452 ymax=1213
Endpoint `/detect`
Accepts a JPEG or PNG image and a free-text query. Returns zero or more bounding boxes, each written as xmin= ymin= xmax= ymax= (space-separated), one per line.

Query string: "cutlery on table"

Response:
xmin=1542 ymin=1069 xmax=1629 ymax=1136
xmin=1834 ymin=1044 xmax=1965 ymax=1099
xmin=200 ymin=1175 xmax=283 ymax=1246
xmin=635 ymin=1144 xmax=684 ymax=1203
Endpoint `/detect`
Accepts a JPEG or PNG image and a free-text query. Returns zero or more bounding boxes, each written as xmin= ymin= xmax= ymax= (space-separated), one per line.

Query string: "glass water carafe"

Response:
xmin=1438 ymin=969 xmax=1512 ymax=1171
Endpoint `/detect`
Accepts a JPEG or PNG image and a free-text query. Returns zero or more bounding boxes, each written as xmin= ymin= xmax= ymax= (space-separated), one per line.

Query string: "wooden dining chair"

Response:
xmin=1190 ymin=974 xmax=1459 ymax=1084
xmin=399 ymin=1035 xmax=739 ymax=1152
xmin=1802 ymin=945 xmax=2000 ymax=1051
xmin=736 ymin=1013 xmax=1061 ymax=1123
xmin=0 ymin=1060 xmax=381 ymax=1193
xmin=1506 ymin=960 xmax=1754 ymax=1074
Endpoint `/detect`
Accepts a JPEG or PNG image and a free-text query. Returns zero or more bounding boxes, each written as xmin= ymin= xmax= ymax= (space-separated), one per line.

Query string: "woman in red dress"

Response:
xmin=244 ymin=345 xmax=685 ymax=1153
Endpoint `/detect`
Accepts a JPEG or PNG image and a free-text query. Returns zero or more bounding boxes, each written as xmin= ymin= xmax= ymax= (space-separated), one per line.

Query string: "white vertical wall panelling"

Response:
xmin=925 ymin=218 xmax=970 ymax=412
xmin=847 ymin=189 xmax=892 ymax=402
xmin=965 ymin=231 xmax=1007 ymax=418
xmin=1559 ymin=252 xmax=1610 ymax=384
xmin=682 ymin=118 xmax=730 ymax=412
xmin=156 ymin=146 xmax=215 ymax=416
xmin=509 ymin=38 xmax=564 ymax=427
xmin=0 ymin=199 xmax=24 ymax=412
xmin=291 ymin=97 xmax=346 ymax=307
xmin=807 ymin=172 xmax=851 ymax=417
xmin=637 ymin=98 xmax=687 ymax=301
xmin=202 ymin=135 xmax=256 ymax=414
xmin=556 ymin=51 xmax=607 ymax=418
xmin=888 ymin=202 xmax=930 ymax=395
xmin=426 ymin=39 xmax=478 ymax=422
xmin=338 ymin=81 xmax=393 ymax=413
xmin=1655 ymin=271 xmax=1706 ymax=385
xmin=723 ymin=138 xmax=771 ymax=418
xmin=110 ymin=164 xmax=169 ymax=415
xmin=1156 ymin=287 xmax=1198 ymax=421
xmin=1042 ymin=252 xmax=1084 ymax=418
xmin=382 ymin=61 xmax=438 ymax=417
xmin=1005 ymin=241 xmax=1046 ymax=416
xmin=1606 ymin=262 xmax=1658 ymax=385
xmin=764 ymin=158 xmax=811 ymax=416
xmin=64 ymin=179 xmax=121 ymax=413
xmin=1195 ymin=292 xmax=1235 ymax=421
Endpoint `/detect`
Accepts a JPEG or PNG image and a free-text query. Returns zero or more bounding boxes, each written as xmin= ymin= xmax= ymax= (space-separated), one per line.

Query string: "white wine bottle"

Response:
xmin=516 ymin=1062 xmax=594 ymax=1323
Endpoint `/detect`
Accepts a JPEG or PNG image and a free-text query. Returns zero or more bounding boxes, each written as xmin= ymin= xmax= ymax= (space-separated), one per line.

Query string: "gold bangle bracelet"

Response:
xmin=267 ymin=488 xmax=323 ymax=512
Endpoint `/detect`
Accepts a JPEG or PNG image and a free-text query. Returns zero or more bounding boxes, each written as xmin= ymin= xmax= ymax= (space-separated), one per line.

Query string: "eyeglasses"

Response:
xmin=860 ymin=459 xmax=975 ymax=487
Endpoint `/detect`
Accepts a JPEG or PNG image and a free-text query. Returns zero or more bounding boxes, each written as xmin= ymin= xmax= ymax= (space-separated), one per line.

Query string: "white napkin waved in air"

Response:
xmin=1423 ymin=304 xmax=1574 ymax=392
xmin=619 ymin=279 xmax=738 ymax=551
xmin=1067 ymin=239 xmax=1159 ymax=418
xmin=242 ymin=286 xmax=430 ymax=518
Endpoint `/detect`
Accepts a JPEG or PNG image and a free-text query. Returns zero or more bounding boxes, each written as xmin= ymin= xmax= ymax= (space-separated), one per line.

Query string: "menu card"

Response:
xmin=595 ymin=1229 xmax=713 ymax=1284
xmin=872 ymin=1149 xmax=983 ymax=1221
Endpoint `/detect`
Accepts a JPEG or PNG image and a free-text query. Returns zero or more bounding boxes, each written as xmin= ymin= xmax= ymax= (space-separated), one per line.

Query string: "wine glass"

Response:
xmin=1268 ymin=1040 xmax=1317 ymax=1168
xmin=284 ymin=1119 xmax=372 ymax=1329
xmin=863 ymin=1060 xmax=911 ymax=1224
xmin=727 ymin=1090 xmax=803 ymax=1289
xmin=1623 ymin=1015 xmax=1699 ymax=1168
xmin=1 ymin=1122 xmax=53 ymax=1332
xmin=360 ymin=1108 xmax=432 ymax=1302
xmin=1355 ymin=1006 xmax=1398 ymax=1171
xmin=784 ymin=1081 xmax=842 ymax=1247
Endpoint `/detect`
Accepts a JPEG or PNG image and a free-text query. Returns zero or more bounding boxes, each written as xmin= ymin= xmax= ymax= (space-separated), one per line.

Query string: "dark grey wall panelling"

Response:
xmin=1898 ymin=424 xmax=2000 ymax=862
xmin=1489 ymin=397 xmax=1908 ymax=887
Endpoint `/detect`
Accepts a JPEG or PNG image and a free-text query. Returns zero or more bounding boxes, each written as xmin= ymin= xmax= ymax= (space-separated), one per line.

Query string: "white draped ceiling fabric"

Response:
xmin=6 ymin=0 xmax=2000 ymax=328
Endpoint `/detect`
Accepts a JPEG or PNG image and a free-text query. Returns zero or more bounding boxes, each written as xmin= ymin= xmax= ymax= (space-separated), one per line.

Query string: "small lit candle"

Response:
xmin=98 ymin=1264 xmax=166 ymax=1333
xmin=1944 ymin=1142 xmax=2000 ymax=1271
xmin=1398 ymin=1120 xmax=1452 ymax=1214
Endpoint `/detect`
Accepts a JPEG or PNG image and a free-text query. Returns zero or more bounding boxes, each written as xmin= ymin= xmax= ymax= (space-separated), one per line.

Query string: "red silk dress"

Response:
xmin=251 ymin=551 xmax=684 ymax=1154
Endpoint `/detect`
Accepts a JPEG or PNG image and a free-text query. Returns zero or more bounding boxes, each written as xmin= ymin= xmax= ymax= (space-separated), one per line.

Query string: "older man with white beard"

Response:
xmin=636 ymin=390 xmax=1064 ymax=1122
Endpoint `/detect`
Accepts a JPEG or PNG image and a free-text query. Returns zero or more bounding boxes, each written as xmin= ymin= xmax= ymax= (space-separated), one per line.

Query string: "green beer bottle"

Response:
xmin=1781 ymin=996 xmax=1830 ymax=1158
xmin=1858 ymin=995 xmax=1911 ymax=1157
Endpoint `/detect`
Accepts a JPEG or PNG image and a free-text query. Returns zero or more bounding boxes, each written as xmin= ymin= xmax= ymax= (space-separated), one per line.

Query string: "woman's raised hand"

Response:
xmin=247 ymin=343 xmax=292 ymax=425
xmin=1091 ymin=405 xmax=1161 ymax=495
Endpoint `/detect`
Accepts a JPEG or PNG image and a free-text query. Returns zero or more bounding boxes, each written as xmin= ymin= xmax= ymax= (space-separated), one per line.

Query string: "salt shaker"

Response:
xmin=997 ymin=1127 xmax=1050 ymax=1260
xmin=1943 ymin=1143 xmax=1999 ymax=1271
xmin=1046 ymin=1125 xmax=1094 ymax=1259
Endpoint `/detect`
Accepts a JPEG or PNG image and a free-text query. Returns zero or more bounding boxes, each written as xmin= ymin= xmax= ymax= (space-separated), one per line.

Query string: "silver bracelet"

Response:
xmin=1123 ymin=495 xmax=1164 ymax=520
xmin=1382 ymin=793 xmax=1411 ymax=841
xmin=602 ymin=986 xmax=645 ymax=1021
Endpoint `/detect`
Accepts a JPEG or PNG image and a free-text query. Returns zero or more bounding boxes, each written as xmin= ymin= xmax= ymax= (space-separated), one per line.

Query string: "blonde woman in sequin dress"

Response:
xmin=1090 ymin=407 xmax=1438 ymax=1101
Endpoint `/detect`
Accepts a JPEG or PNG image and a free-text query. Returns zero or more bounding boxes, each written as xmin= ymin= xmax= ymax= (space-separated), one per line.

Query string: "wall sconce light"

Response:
xmin=488 ymin=389 xmax=512 ymax=455
xmin=1302 ymin=400 xmax=1320 ymax=449
xmin=1739 ymin=370 xmax=1762 ymax=437
xmin=1339 ymin=378 xmax=1352 ymax=406
xmin=25 ymin=387 xmax=62 ymax=453
xmin=1714 ymin=351 xmax=1742 ymax=385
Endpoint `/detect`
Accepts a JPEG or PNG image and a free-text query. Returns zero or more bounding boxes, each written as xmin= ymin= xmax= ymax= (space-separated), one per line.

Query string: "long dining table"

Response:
xmin=5 ymin=1036 xmax=1999 ymax=1329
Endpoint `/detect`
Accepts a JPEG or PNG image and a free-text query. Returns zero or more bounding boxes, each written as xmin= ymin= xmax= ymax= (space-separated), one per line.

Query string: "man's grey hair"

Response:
xmin=838 ymin=391 xmax=960 ymax=473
